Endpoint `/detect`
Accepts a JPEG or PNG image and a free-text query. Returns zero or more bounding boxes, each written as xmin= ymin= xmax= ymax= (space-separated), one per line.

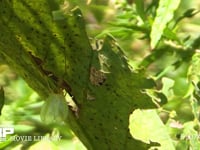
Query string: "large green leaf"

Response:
xmin=129 ymin=109 xmax=175 ymax=150
xmin=150 ymin=0 xmax=180 ymax=48
xmin=0 ymin=0 xmax=159 ymax=149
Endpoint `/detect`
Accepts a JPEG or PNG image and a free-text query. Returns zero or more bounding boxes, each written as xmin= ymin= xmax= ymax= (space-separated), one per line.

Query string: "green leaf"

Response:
xmin=0 ymin=141 xmax=12 ymax=149
xmin=52 ymin=10 xmax=66 ymax=21
xmin=188 ymin=53 xmax=200 ymax=84
xmin=190 ymin=36 xmax=200 ymax=49
xmin=29 ymin=140 xmax=59 ymax=150
xmin=0 ymin=87 xmax=5 ymax=115
xmin=150 ymin=0 xmax=181 ymax=48
xmin=161 ymin=77 xmax=174 ymax=98
xmin=41 ymin=93 xmax=68 ymax=124
xmin=129 ymin=109 xmax=175 ymax=150
xmin=183 ymin=8 xmax=198 ymax=18
xmin=163 ymin=27 xmax=180 ymax=42
xmin=176 ymin=8 xmax=200 ymax=26
xmin=0 ymin=1 xmax=158 ymax=149
xmin=180 ymin=122 xmax=200 ymax=149
xmin=135 ymin=0 xmax=145 ymax=21
xmin=173 ymin=77 xmax=192 ymax=97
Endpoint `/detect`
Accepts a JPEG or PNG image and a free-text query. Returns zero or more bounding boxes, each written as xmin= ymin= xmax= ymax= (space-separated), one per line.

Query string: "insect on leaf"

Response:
xmin=40 ymin=93 xmax=68 ymax=124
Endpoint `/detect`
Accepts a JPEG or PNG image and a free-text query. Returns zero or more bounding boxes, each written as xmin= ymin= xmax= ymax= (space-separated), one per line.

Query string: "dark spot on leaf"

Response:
xmin=35 ymin=30 xmax=39 ymax=34
xmin=61 ymin=47 xmax=65 ymax=51
xmin=176 ymin=134 xmax=181 ymax=139
xmin=94 ymin=136 xmax=99 ymax=140
xmin=128 ymin=136 xmax=132 ymax=139
xmin=74 ymin=33 xmax=79 ymax=37
xmin=133 ymin=104 xmax=138 ymax=107
xmin=24 ymin=74 xmax=28 ymax=78
xmin=63 ymin=25 xmax=67 ymax=29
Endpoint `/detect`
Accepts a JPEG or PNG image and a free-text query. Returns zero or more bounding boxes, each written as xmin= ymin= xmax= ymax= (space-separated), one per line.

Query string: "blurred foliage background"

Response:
xmin=1 ymin=0 xmax=200 ymax=149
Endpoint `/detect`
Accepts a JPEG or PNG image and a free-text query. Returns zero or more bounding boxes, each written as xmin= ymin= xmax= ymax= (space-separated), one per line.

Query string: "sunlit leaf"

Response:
xmin=161 ymin=77 xmax=174 ymax=98
xmin=129 ymin=109 xmax=175 ymax=150
xmin=150 ymin=0 xmax=181 ymax=48
xmin=188 ymin=53 xmax=200 ymax=84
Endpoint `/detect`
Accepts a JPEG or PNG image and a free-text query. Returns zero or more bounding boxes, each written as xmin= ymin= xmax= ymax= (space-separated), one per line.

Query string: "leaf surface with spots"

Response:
xmin=0 ymin=0 xmax=159 ymax=149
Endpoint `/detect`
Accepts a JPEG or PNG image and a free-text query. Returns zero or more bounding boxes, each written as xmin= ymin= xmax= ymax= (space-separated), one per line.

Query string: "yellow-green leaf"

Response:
xmin=150 ymin=0 xmax=180 ymax=48
xmin=129 ymin=109 xmax=175 ymax=150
